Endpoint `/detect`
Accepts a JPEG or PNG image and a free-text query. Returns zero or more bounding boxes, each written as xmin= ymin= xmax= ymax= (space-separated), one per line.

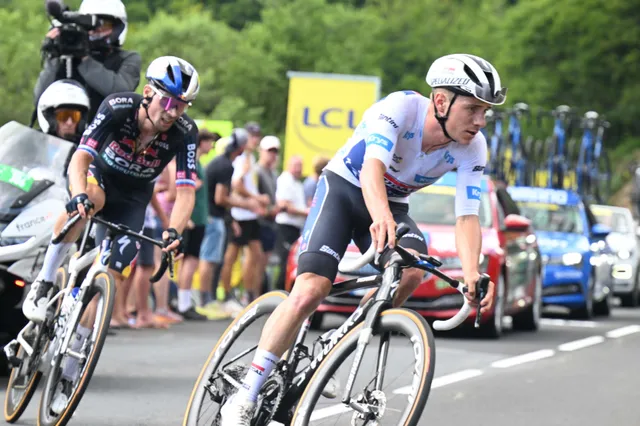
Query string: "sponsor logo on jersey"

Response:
xmin=473 ymin=165 xmax=485 ymax=172
xmin=378 ymin=114 xmax=399 ymax=129
xmin=366 ymin=133 xmax=394 ymax=152
xmin=403 ymin=131 xmax=415 ymax=140
xmin=108 ymin=97 xmax=134 ymax=109
xmin=102 ymin=148 xmax=160 ymax=178
xmin=84 ymin=138 xmax=99 ymax=149
xmin=177 ymin=171 xmax=186 ymax=180
xmin=392 ymin=154 xmax=403 ymax=163
xmin=119 ymin=138 xmax=135 ymax=151
xmin=83 ymin=112 xmax=105 ymax=136
xmin=414 ymin=174 xmax=439 ymax=185
xmin=157 ymin=141 xmax=170 ymax=149
xmin=187 ymin=144 xmax=197 ymax=169
xmin=444 ymin=150 xmax=455 ymax=164
xmin=176 ymin=116 xmax=193 ymax=132
xmin=467 ymin=186 xmax=481 ymax=200
xmin=389 ymin=166 xmax=400 ymax=172
xmin=384 ymin=173 xmax=422 ymax=197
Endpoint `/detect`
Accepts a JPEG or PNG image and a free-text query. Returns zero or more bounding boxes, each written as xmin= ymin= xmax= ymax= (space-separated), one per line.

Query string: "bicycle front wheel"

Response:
xmin=291 ymin=308 xmax=435 ymax=426
xmin=37 ymin=272 xmax=115 ymax=426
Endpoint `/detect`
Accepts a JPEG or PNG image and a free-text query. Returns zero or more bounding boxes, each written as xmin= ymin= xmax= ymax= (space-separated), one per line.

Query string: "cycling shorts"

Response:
xmin=297 ymin=170 xmax=428 ymax=283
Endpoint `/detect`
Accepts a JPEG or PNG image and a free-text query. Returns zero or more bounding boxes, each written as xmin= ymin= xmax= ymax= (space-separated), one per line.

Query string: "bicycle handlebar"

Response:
xmin=51 ymin=214 xmax=174 ymax=283
xmin=338 ymin=223 xmax=491 ymax=331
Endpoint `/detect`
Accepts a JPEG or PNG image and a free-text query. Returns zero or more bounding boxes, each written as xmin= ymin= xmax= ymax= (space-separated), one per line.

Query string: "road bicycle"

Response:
xmin=4 ymin=214 xmax=172 ymax=426
xmin=183 ymin=223 xmax=490 ymax=426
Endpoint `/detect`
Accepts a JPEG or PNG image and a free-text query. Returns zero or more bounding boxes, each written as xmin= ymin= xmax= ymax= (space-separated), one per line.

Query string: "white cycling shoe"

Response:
xmin=22 ymin=280 xmax=54 ymax=323
xmin=220 ymin=394 xmax=256 ymax=426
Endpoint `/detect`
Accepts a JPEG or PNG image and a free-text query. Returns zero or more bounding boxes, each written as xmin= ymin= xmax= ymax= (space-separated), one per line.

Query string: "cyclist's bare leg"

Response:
xmin=79 ymin=268 xmax=125 ymax=329
xmin=258 ymin=272 xmax=332 ymax=356
xmin=220 ymin=243 xmax=240 ymax=297
xmin=134 ymin=265 xmax=168 ymax=328
xmin=243 ymin=240 xmax=264 ymax=301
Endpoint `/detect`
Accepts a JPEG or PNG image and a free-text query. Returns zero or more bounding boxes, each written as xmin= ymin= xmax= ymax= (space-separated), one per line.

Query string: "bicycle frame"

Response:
xmin=547 ymin=115 xmax=567 ymax=188
xmin=576 ymin=115 xmax=596 ymax=196
xmin=508 ymin=104 xmax=529 ymax=187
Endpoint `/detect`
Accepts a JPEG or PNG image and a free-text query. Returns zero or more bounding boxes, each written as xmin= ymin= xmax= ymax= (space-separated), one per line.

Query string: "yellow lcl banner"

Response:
xmin=284 ymin=71 xmax=381 ymax=177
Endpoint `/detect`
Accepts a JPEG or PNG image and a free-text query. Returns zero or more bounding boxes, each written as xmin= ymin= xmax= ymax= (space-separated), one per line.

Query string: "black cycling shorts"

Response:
xmin=297 ymin=170 xmax=428 ymax=283
xmin=86 ymin=164 xmax=153 ymax=277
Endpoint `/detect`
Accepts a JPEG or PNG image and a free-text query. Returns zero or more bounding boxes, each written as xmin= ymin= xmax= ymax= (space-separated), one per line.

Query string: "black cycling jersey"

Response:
xmin=78 ymin=92 xmax=198 ymax=189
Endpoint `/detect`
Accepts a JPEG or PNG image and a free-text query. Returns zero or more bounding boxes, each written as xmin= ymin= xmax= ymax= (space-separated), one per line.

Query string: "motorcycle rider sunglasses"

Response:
xmin=55 ymin=109 xmax=82 ymax=124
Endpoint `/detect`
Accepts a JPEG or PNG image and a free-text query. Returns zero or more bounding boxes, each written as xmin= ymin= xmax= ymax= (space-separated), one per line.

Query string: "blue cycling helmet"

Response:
xmin=146 ymin=56 xmax=200 ymax=102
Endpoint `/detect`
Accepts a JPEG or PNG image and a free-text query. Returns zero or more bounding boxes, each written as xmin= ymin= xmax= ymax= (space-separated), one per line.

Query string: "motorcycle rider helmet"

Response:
xmin=37 ymin=79 xmax=90 ymax=142
xmin=79 ymin=0 xmax=128 ymax=47
xmin=146 ymin=56 xmax=200 ymax=103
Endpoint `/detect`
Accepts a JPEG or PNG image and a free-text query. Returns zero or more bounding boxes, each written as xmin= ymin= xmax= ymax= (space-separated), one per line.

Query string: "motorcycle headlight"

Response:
xmin=562 ymin=252 xmax=583 ymax=266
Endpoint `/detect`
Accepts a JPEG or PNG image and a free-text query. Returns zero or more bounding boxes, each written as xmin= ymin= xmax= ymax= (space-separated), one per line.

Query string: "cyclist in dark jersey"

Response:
xmin=23 ymin=56 xmax=201 ymax=325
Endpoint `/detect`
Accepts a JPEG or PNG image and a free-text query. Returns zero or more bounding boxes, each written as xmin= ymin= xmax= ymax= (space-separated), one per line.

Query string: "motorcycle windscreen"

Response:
xmin=0 ymin=121 xmax=75 ymax=217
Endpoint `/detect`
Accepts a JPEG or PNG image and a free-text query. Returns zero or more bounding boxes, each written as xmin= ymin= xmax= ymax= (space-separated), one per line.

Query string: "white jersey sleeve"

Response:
xmin=361 ymin=92 xmax=411 ymax=170
xmin=454 ymin=133 xmax=488 ymax=217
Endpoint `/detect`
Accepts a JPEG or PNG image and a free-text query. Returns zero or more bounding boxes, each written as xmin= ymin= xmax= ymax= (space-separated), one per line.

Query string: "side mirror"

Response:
xmin=504 ymin=214 xmax=531 ymax=232
xmin=591 ymin=223 xmax=611 ymax=239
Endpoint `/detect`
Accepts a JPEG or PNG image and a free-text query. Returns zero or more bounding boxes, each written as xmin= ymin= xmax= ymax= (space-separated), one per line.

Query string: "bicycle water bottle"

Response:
xmin=61 ymin=287 xmax=80 ymax=317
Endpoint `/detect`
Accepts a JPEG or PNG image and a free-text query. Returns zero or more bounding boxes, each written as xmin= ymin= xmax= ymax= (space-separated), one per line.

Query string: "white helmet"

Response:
xmin=426 ymin=54 xmax=507 ymax=106
xmin=146 ymin=56 xmax=200 ymax=103
xmin=79 ymin=0 xmax=128 ymax=46
xmin=37 ymin=80 xmax=90 ymax=138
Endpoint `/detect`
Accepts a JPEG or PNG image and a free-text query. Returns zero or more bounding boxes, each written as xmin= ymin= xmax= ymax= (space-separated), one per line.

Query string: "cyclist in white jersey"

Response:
xmin=221 ymin=53 xmax=508 ymax=425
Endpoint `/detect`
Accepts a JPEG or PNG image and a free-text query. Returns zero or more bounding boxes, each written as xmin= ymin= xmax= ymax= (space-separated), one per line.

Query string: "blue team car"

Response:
xmin=506 ymin=186 xmax=613 ymax=318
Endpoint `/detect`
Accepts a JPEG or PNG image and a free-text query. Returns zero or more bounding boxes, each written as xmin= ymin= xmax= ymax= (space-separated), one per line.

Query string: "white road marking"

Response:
xmin=540 ymin=318 xmax=598 ymax=328
xmin=393 ymin=369 xmax=484 ymax=395
xmin=558 ymin=336 xmax=605 ymax=352
xmin=491 ymin=349 xmax=555 ymax=369
xmin=605 ymin=325 xmax=640 ymax=338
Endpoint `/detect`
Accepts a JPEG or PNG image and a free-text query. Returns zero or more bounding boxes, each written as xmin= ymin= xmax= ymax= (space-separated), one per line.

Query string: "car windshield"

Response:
xmin=409 ymin=186 xmax=492 ymax=227
xmin=516 ymin=202 xmax=583 ymax=234
xmin=592 ymin=208 xmax=631 ymax=234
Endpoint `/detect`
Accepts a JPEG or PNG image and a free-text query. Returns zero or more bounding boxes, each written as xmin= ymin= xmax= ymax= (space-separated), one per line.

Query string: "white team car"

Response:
xmin=592 ymin=204 xmax=640 ymax=307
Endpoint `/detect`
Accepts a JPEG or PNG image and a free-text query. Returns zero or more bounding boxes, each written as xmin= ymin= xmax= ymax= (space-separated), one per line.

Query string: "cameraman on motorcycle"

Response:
xmin=34 ymin=0 xmax=141 ymax=122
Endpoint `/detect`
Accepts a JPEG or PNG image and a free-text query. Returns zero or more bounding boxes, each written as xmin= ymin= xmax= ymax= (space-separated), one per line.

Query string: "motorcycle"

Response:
xmin=0 ymin=121 xmax=75 ymax=372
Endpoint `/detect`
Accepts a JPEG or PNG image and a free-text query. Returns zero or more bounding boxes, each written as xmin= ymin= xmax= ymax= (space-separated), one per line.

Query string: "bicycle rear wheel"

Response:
xmin=37 ymin=272 xmax=115 ymax=426
xmin=4 ymin=267 xmax=67 ymax=423
xmin=183 ymin=291 xmax=289 ymax=426
xmin=291 ymin=308 xmax=435 ymax=426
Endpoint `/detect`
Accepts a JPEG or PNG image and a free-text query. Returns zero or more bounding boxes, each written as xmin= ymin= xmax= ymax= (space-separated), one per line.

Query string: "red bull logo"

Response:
xmin=144 ymin=146 xmax=160 ymax=158
xmin=120 ymin=138 xmax=136 ymax=151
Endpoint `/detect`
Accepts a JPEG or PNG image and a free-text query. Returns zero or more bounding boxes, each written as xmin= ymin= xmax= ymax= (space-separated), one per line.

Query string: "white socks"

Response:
xmin=178 ymin=289 xmax=192 ymax=312
xmin=236 ymin=349 xmax=281 ymax=403
xmin=40 ymin=242 xmax=73 ymax=282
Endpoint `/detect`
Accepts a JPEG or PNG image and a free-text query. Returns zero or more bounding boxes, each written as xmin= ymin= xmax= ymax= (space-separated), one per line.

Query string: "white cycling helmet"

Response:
xmin=146 ymin=56 xmax=200 ymax=103
xmin=79 ymin=0 xmax=128 ymax=46
xmin=37 ymin=79 xmax=90 ymax=138
xmin=426 ymin=53 xmax=507 ymax=106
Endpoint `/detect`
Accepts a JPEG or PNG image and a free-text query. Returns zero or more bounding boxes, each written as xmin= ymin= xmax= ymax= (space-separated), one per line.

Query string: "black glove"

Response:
xmin=162 ymin=227 xmax=184 ymax=254
xmin=65 ymin=193 xmax=94 ymax=215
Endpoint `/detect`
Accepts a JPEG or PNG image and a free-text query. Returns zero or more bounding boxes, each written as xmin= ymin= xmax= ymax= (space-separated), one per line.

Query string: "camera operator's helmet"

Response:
xmin=146 ymin=56 xmax=200 ymax=103
xmin=37 ymin=79 xmax=90 ymax=139
xmin=426 ymin=53 xmax=507 ymax=106
xmin=79 ymin=0 xmax=128 ymax=46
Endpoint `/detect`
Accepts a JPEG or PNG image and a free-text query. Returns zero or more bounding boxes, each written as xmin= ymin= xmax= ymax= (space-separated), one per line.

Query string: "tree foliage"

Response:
xmin=0 ymin=0 xmax=638 ymax=144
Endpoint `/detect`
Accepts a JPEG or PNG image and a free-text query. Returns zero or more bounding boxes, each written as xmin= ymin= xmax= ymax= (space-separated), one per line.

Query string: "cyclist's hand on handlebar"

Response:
xmin=464 ymin=273 xmax=495 ymax=314
xmin=370 ymin=216 xmax=397 ymax=253
xmin=65 ymin=193 xmax=94 ymax=218
xmin=161 ymin=228 xmax=184 ymax=258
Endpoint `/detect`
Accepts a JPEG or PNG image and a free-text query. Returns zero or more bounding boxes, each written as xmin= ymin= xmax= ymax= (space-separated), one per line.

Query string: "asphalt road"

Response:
xmin=3 ymin=304 xmax=640 ymax=426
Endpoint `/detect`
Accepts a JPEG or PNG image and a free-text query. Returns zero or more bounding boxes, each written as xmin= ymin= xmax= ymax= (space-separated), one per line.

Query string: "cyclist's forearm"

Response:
xmin=68 ymin=151 xmax=93 ymax=197
xmin=360 ymin=159 xmax=393 ymax=221
xmin=455 ymin=215 xmax=482 ymax=281
xmin=168 ymin=187 xmax=195 ymax=233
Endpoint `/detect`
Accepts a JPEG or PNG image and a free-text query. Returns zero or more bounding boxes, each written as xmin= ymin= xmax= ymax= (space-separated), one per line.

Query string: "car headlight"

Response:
xmin=562 ymin=252 xmax=583 ymax=266
xmin=617 ymin=249 xmax=632 ymax=260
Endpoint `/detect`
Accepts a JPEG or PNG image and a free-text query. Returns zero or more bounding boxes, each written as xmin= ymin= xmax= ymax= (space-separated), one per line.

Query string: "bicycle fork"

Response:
xmin=342 ymin=266 xmax=399 ymax=416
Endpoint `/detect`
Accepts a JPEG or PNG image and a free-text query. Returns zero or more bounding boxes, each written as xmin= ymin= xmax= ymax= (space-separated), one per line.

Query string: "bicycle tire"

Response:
xmin=37 ymin=272 xmax=115 ymax=426
xmin=183 ymin=290 xmax=289 ymax=426
xmin=4 ymin=267 xmax=67 ymax=423
xmin=290 ymin=308 xmax=435 ymax=426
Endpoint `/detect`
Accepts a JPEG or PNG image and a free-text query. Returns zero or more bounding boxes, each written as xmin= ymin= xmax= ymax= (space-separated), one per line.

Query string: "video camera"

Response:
xmin=42 ymin=0 xmax=100 ymax=58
